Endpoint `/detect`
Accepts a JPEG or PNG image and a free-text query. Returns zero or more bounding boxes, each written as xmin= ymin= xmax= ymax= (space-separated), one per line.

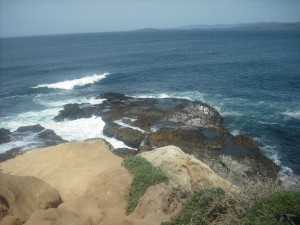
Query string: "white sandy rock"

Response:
xmin=140 ymin=145 xmax=234 ymax=192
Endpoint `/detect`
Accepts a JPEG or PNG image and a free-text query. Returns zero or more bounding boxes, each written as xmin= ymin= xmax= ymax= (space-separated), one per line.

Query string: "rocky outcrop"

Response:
xmin=37 ymin=129 xmax=67 ymax=146
xmin=103 ymin=122 xmax=144 ymax=148
xmin=2 ymin=141 xmax=232 ymax=225
xmin=0 ymin=128 xmax=11 ymax=144
xmin=0 ymin=125 xmax=67 ymax=162
xmin=54 ymin=103 xmax=101 ymax=121
xmin=52 ymin=92 xmax=279 ymax=186
xmin=0 ymin=173 xmax=62 ymax=222
xmin=16 ymin=124 xmax=44 ymax=133
xmin=140 ymin=146 xmax=235 ymax=192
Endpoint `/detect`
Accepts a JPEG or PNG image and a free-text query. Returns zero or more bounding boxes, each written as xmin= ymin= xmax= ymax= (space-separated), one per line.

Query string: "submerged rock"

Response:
xmin=103 ymin=122 xmax=144 ymax=148
xmin=37 ymin=129 xmax=67 ymax=146
xmin=54 ymin=103 xmax=101 ymax=121
xmin=0 ymin=128 xmax=11 ymax=144
xmin=0 ymin=125 xmax=67 ymax=162
xmin=16 ymin=124 xmax=44 ymax=133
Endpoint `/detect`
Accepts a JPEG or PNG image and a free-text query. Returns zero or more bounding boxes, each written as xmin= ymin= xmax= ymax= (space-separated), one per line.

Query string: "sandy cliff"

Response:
xmin=0 ymin=140 xmax=234 ymax=225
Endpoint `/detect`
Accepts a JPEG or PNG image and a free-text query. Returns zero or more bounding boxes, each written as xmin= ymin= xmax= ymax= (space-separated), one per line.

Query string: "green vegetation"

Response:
xmin=162 ymin=188 xmax=300 ymax=225
xmin=162 ymin=187 xmax=243 ymax=225
xmin=243 ymin=190 xmax=300 ymax=225
xmin=123 ymin=156 xmax=168 ymax=215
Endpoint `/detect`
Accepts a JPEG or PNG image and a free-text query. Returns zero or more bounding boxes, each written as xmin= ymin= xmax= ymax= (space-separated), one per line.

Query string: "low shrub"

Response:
xmin=162 ymin=187 xmax=243 ymax=225
xmin=243 ymin=190 xmax=300 ymax=225
xmin=123 ymin=156 xmax=168 ymax=215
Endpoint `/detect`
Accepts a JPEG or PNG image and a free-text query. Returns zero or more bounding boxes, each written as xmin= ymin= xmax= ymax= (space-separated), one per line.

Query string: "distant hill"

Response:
xmin=175 ymin=22 xmax=300 ymax=30
xmin=131 ymin=28 xmax=160 ymax=32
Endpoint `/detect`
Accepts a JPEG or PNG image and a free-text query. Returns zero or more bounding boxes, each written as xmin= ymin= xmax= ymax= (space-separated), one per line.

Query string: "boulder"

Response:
xmin=103 ymin=122 xmax=145 ymax=148
xmin=98 ymin=92 xmax=131 ymax=101
xmin=233 ymin=135 xmax=260 ymax=152
xmin=140 ymin=146 xmax=235 ymax=192
xmin=0 ymin=128 xmax=11 ymax=144
xmin=0 ymin=173 xmax=62 ymax=221
xmin=53 ymin=103 xmax=100 ymax=121
xmin=37 ymin=129 xmax=67 ymax=146
xmin=16 ymin=124 xmax=44 ymax=133
xmin=113 ymin=148 xmax=138 ymax=158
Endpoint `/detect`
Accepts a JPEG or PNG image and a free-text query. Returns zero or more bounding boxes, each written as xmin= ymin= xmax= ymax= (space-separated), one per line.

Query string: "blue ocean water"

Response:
xmin=0 ymin=30 xmax=300 ymax=176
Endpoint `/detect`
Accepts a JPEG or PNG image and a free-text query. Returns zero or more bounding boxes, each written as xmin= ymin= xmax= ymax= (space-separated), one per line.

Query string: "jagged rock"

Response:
xmin=54 ymin=103 xmax=100 ymax=121
xmin=140 ymin=146 xmax=235 ymax=192
xmin=0 ymin=125 xmax=67 ymax=162
xmin=138 ymin=145 xmax=152 ymax=153
xmin=0 ymin=128 xmax=11 ymax=144
xmin=146 ymin=127 xmax=227 ymax=156
xmin=37 ymin=129 xmax=67 ymax=146
xmin=98 ymin=92 xmax=131 ymax=101
xmin=113 ymin=148 xmax=138 ymax=158
xmin=233 ymin=135 xmax=260 ymax=152
xmin=103 ymin=122 xmax=144 ymax=148
xmin=0 ymin=173 xmax=62 ymax=222
xmin=16 ymin=124 xmax=44 ymax=133
xmin=0 ymin=148 xmax=21 ymax=163
xmin=52 ymin=93 xmax=280 ymax=185
xmin=166 ymin=101 xmax=223 ymax=129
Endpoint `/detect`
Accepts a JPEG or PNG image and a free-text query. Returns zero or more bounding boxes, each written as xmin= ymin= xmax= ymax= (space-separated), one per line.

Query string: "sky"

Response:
xmin=1 ymin=0 xmax=300 ymax=37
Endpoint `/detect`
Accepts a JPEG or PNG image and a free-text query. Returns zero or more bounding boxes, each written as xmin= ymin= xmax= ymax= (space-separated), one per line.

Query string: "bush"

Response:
xmin=123 ymin=156 xmax=168 ymax=215
xmin=243 ymin=190 xmax=300 ymax=225
xmin=162 ymin=187 xmax=243 ymax=225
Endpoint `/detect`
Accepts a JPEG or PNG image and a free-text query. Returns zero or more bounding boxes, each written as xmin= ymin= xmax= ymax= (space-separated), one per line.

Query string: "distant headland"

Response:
xmin=132 ymin=22 xmax=300 ymax=31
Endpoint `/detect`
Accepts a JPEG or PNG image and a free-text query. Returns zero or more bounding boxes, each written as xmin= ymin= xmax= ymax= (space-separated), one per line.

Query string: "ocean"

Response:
xmin=0 ymin=30 xmax=300 ymax=177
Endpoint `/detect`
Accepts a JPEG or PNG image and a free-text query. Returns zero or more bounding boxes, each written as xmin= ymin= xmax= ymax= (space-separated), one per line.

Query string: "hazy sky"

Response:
xmin=1 ymin=0 xmax=300 ymax=37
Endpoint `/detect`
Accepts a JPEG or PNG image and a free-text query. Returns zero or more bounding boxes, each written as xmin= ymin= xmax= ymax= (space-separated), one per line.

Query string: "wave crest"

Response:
xmin=33 ymin=73 xmax=110 ymax=90
xmin=283 ymin=111 xmax=300 ymax=120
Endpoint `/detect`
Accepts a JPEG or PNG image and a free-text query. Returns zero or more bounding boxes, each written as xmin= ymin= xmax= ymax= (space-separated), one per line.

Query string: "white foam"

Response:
xmin=231 ymin=130 xmax=240 ymax=136
xmin=0 ymin=107 xmax=132 ymax=150
xmin=34 ymin=96 xmax=105 ymax=107
xmin=33 ymin=73 xmax=110 ymax=90
xmin=283 ymin=111 xmax=300 ymax=119
xmin=114 ymin=120 xmax=146 ymax=133
xmin=221 ymin=111 xmax=243 ymax=116
xmin=133 ymin=91 xmax=206 ymax=101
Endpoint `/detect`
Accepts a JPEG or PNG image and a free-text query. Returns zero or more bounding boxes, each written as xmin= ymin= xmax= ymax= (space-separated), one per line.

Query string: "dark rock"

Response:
xmin=0 ymin=128 xmax=11 ymax=144
xmin=52 ymin=92 xmax=279 ymax=186
xmin=54 ymin=103 xmax=101 ymax=121
xmin=98 ymin=92 xmax=131 ymax=101
xmin=16 ymin=124 xmax=45 ymax=133
xmin=0 ymin=147 xmax=22 ymax=163
xmin=112 ymin=148 xmax=138 ymax=158
xmin=94 ymin=93 xmax=280 ymax=187
xmin=103 ymin=122 xmax=144 ymax=148
xmin=233 ymin=135 xmax=260 ymax=152
xmin=0 ymin=125 xmax=67 ymax=162
xmin=138 ymin=144 xmax=152 ymax=153
xmin=37 ymin=129 xmax=67 ymax=146
xmin=146 ymin=127 xmax=227 ymax=156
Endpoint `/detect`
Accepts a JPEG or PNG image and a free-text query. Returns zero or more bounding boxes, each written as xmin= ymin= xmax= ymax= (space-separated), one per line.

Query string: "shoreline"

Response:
xmin=0 ymin=93 xmax=299 ymax=187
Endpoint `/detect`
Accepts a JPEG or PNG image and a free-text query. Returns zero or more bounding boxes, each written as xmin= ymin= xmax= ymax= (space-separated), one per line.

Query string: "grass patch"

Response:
xmin=123 ymin=155 xmax=168 ymax=215
xmin=243 ymin=190 xmax=300 ymax=225
xmin=162 ymin=187 xmax=243 ymax=225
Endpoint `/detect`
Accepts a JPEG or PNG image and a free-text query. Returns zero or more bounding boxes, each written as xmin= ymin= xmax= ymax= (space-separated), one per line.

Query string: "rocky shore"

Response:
xmin=53 ymin=92 xmax=279 ymax=186
xmin=1 ymin=92 xmax=280 ymax=186
xmin=1 ymin=92 xmax=294 ymax=224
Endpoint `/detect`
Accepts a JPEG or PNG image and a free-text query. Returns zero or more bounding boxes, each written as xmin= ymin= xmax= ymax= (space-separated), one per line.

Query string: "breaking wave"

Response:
xmin=33 ymin=73 xmax=110 ymax=90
